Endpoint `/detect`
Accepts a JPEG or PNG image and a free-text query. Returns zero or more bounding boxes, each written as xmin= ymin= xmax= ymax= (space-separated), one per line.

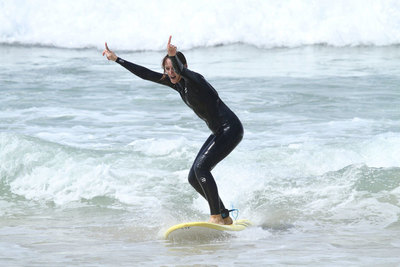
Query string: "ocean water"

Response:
xmin=1 ymin=1 xmax=400 ymax=266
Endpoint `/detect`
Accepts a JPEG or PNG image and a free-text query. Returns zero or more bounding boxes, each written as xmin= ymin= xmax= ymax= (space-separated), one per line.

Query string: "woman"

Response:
xmin=103 ymin=36 xmax=243 ymax=225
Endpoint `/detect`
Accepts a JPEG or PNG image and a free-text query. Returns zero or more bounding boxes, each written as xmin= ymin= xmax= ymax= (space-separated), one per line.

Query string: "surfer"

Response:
xmin=103 ymin=36 xmax=243 ymax=225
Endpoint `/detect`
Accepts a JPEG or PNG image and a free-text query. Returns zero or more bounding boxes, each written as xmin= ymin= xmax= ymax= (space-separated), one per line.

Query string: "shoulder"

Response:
xmin=182 ymin=68 xmax=207 ymax=85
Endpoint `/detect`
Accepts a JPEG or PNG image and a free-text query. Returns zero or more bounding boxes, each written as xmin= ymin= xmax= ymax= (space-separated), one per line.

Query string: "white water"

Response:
xmin=1 ymin=0 xmax=400 ymax=50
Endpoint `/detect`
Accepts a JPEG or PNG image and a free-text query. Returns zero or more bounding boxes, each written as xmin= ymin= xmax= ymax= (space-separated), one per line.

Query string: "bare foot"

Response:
xmin=223 ymin=216 xmax=233 ymax=225
xmin=209 ymin=215 xmax=225 ymax=225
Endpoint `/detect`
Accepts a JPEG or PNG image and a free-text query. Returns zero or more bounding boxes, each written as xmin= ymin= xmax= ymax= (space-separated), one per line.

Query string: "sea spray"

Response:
xmin=1 ymin=0 xmax=400 ymax=50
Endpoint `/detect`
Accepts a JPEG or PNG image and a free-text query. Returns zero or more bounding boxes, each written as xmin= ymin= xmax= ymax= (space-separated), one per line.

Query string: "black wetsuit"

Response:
xmin=116 ymin=56 xmax=243 ymax=216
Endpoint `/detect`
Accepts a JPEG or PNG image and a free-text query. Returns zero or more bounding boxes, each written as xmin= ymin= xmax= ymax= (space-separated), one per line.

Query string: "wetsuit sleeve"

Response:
xmin=116 ymin=57 xmax=173 ymax=87
xmin=168 ymin=55 xmax=211 ymax=89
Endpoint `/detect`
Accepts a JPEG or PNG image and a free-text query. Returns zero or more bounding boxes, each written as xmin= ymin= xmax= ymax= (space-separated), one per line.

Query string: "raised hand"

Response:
xmin=167 ymin=36 xmax=177 ymax=57
xmin=102 ymin=42 xmax=117 ymax=61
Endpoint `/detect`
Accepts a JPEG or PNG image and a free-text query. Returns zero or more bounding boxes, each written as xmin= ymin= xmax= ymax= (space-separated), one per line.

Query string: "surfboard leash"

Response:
xmin=221 ymin=208 xmax=239 ymax=220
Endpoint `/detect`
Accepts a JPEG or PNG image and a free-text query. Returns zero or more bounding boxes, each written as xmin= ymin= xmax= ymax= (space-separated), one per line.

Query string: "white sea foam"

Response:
xmin=2 ymin=129 xmax=399 ymax=213
xmin=1 ymin=0 xmax=400 ymax=50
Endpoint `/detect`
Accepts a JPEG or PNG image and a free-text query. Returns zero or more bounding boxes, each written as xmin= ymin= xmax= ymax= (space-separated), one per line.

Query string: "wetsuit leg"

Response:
xmin=188 ymin=122 xmax=243 ymax=215
xmin=188 ymin=135 xmax=227 ymax=212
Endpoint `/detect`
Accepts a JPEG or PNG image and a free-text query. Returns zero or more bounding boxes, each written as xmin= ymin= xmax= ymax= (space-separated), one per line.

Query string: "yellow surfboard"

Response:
xmin=165 ymin=219 xmax=251 ymax=241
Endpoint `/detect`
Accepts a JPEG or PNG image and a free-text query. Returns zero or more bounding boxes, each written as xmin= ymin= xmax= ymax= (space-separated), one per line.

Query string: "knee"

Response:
xmin=188 ymin=166 xmax=197 ymax=186
xmin=192 ymin=160 xmax=201 ymax=176
xmin=193 ymin=161 xmax=208 ymax=182
xmin=188 ymin=163 xmax=207 ymax=186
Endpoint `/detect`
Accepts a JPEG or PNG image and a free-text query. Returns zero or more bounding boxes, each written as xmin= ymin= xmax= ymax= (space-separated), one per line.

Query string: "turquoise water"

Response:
xmin=1 ymin=43 xmax=400 ymax=265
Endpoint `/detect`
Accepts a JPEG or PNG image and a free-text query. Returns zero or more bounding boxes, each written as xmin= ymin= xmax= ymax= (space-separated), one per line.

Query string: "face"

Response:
xmin=164 ymin=58 xmax=181 ymax=84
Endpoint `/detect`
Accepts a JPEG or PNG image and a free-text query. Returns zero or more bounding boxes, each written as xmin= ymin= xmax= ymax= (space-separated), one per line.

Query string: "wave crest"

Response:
xmin=1 ymin=0 xmax=400 ymax=50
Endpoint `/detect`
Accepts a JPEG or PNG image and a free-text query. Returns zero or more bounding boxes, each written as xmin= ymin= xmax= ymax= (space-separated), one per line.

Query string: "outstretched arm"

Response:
xmin=102 ymin=42 xmax=172 ymax=86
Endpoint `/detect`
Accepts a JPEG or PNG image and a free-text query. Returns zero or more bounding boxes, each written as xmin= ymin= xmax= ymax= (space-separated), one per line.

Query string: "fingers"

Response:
xmin=103 ymin=42 xmax=109 ymax=56
xmin=167 ymin=36 xmax=176 ymax=56
xmin=103 ymin=42 xmax=113 ymax=58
